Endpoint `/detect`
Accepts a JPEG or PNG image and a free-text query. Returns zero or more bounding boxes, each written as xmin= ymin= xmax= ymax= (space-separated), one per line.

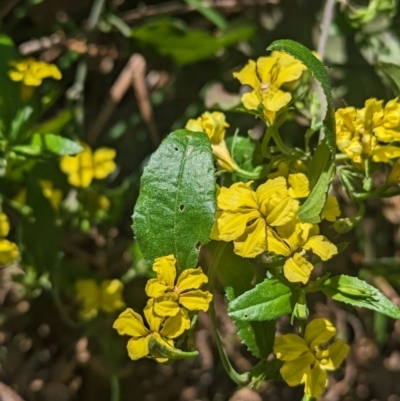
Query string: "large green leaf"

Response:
xmin=133 ymin=130 xmax=215 ymax=273
xmin=319 ymin=275 xmax=400 ymax=320
xmin=228 ymin=277 xmax=297 ymax=321
xmin=267 ymin=40 xmax=336 ymax=223
xmin=209 ymin=241 xmax=274 ymax=358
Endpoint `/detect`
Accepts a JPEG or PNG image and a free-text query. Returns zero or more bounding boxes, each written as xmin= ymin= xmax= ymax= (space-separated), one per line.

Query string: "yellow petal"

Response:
xmin=177 ymin=267 xmax=208 ymax=292
xmin=0 ymin=239 xmax=19 ymax=266
xmin=265 ymin=194 xmax=299 ymax=227
xmin=60 ymin=155 xmax=79 ymax=174
xmin=160 ymin=308 xmax=191 ymax=338
xmin=210 ymin=211 xmax=222 ymax=241
xmin=153 ymin=254 xmax=176 ymax=287
xmin=274 ymin=58 xmax=306 ymax=86
xmin=233 ymin=59 xmax=259 ymax=88
xmin=127 ymin=335 xmax=150 ymax=360
xmin=280 ymin=354 xmax=314 ymax=388
xmin=0 ymin=213 xmax=10 ymax=237
xmin=283 ymin=253 xmax=313 ymax=284
xmin=266 ymin=227 xmax=291 ymax=257
xmin=261 ymin=87 xmax=291 ymax=112
xmin=303 ymin=235 xmax=337 ymax=261
xmin=145 ymin=278 xmax=169 ymax=298
xmin=321 ymin=195 xmax=341 ymax=222
xmin=144 ymin=298 xmax=163 ymax=332
xmin=321 ymin=339 xmax=350 ymax=371
xmin=256 ymin=177 xmax=288 ymax=208
xmin=304 ymin=318 xmax=336 ymax=350
xmin=153 ymin=294 xmax=180 ymax=317
xmin=100 ymin=279 xmax=125 ymax=313
xmin=274 ymin=333 xmax=310 ymax=361
xmin=304 ymin=362 xmax=328 ymax=399
xmin=113 ymin=308 xmax=149 ymax=337
xmin=241 ymin=90 xmax=262 ymax=111
xmin=233 ymin=217 xmax=267 ymax=258
xmin=218 ymin=182 xmax=258 ymax=211
xmin=185 ymin=118 xmax=204 ymax=133
xmin=75 ymin=279 xmax=100 ymax=319
xmin=179 ymin=290 xmax=213 ymax=311
xmin=388 ymin=158 xmax=400 ymax=184
xmin=217 ymin=210 xmax=260 ymax=242
xmin=372 ymin=145 xmax=400 ymax=162
xmin=256 ymin=56 xmax=276 ymax=83
xmin=93 ymin=147 xmax=116 ymax=179
xmin=288 ymin=173 xmax=310 ymax=198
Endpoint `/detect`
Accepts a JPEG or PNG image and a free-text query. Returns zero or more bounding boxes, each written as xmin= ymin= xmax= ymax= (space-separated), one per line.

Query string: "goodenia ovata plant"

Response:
xmin=114 ymin=40 xmax=400 ymax=400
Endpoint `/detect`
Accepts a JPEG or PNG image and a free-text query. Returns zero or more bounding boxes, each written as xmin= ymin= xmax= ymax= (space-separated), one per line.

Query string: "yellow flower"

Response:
xmin=267 ymin=219 xmax=337 ymax=284
xmin=113 ymin=299 xmax=190 ymax=362
xmin=0 ymin=239 xmax=19 ymax=266
xmin=321 ymin=195 xmax=340 ymax=222
xmin=8 ymin=58 xmax=62 ymax=86
xmin=274 ymin=318 xmax=349 ymax=399
xmin=60 ymin=142 xmax=116 ymax=188
xmin=268 ymin=156 xmax=307 ymax=179
xmin=186 ymin=111 xmax=228 ymax=145
xmin=39 ymin=180 xmax=63 ymax=211
xmin=233 ymin=52 xmax=307 ymax=123
xmin=75 ymin=279 xmax=125 ymax=320
xmin=145 ymin=255 xmax=213 ymax=319
xmin=0 ymin=213 xmax=10 ymax=238
xmin=212 ymin=174 xmax=309 ymax=258
xmin=185 ymin=111 xmax=237 ymax=172
xmin=336 ymin=98 xmax=400 ymax=164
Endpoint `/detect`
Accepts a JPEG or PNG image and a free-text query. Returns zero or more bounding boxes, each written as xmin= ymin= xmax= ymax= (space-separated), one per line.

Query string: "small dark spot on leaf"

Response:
xmin=174 ymin=147 xmax=179 ymax=151
xmin=244 ymin=314 xmax=248 ymax=319
xmin=195 ymin=241 xmax=201 ymax=251
xmin=179 ymin=204 xmax=184 ymax=211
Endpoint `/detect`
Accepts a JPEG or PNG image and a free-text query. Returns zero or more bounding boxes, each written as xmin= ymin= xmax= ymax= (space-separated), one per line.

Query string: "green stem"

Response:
xmin=270 ymin=126 xmax=291 ymax=155
xmin=208 ymin=242 xmax=250 ymax=386
xmin=110 ymin=374 xmax=120 ymax=401
xmin=335 ymin=153 xmax=350 ymax=161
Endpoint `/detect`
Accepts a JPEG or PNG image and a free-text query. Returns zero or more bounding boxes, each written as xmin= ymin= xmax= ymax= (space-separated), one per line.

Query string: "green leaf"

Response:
xmin=35 ymin=110 xmax=74 ymax=134
xmin=183 ymin=0 xmax=227 ymax=29
xmin=226 ymin=135 xmax=263 ymax=174
xmin=209 ymin=241 xmax=274 ymax=358
xmin=267 ymin=40 xmax=336 ymax=224
xmin=320 ymin=275 xmax=400 ymax=320
xmin=228 ymin=277 xmax=297 ymax=321
xmin=30 ymin=133 xmax=83 ymax=156
xmin=133 ymin=129 xmax=215 ymax=273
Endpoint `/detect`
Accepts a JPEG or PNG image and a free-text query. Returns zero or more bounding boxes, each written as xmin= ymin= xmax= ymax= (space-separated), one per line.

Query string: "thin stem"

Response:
xmin=208 ymin=242 xmax=250 ymax=386
xmin=270 ymin=126 xmax=290 ymax=155
xmin=110 ymin=374 xmax=120 ymax=401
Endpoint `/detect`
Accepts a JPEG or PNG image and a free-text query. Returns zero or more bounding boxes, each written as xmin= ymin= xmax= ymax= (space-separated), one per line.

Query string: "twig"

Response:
xmin=130 ymin=54 xmax=160 ymax=148
xmin=317 ymin=0 xmax=336 ymax=60
xmin=86 ymin=55 xmax=138 ymax=145
xmin=121 ymin=0 xmax=275 ymax=23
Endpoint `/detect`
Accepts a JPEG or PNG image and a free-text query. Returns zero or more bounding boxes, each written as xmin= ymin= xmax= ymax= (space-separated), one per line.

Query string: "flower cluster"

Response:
xmin=0 ymin=212 xmax=19 ymax=266
xmin=233 ymin=51 xmax=307 ymax=124
xmin=8 ymin=58 xmax=62 ymax=87
xmin=211 ymin=174 xmax=339 ymax=283
xmin=60 ymin=142 xmax=117 ymax=188
xmin=75 ymin=279 xmax=125 ymax=320
xmin=8 ymin=58 xmax=61 ymax=101
xmin=336 ymin=98 xmax=400 ymax=165
xmin=113 ymin=254 xmax=212 ymax=361
xmin=274 ymin=318 xmax=350 ymax=399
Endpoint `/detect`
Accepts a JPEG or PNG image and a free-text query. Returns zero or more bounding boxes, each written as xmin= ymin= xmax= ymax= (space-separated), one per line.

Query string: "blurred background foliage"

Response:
xmin=2 ymin=0 xmax=400 ymax=400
